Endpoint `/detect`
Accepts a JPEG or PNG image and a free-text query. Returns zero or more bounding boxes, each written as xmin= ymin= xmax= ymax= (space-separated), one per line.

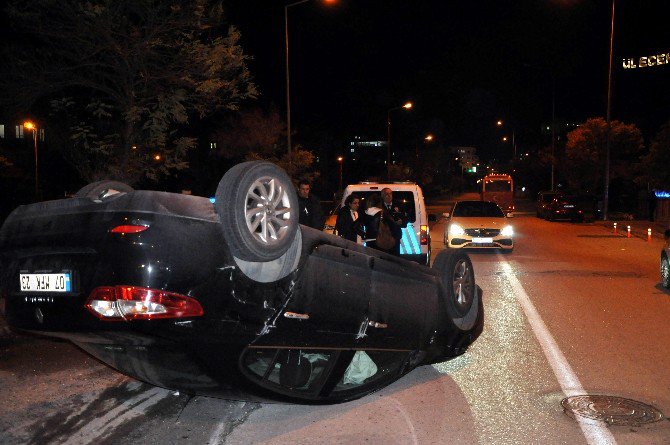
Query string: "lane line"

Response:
xmin=62 ymin=386 xmax=168 ymax=445
xmin=499 ymin=260 xmax=617 ymax=445
xmin=389 ymin=397 xmax=419 ymax=445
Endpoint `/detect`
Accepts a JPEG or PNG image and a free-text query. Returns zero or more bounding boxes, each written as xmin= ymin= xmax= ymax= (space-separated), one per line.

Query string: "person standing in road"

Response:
xmin=364 ymin=193 xmax=402 ymax=255
xmin=381 ymin=187 xmax=408 ymax=227
xmin=297 ymin=180 xmax=325 ymax=230
xmin=382 ymin=187 xmax=408 ymax=256
xmin=335 ymin=194 xmax=363 ymax=242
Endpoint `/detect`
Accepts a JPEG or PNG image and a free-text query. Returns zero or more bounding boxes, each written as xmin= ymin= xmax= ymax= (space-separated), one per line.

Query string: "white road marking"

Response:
xmin=208 ymin=417 xmax=229 ymax=445
xmin=388 ymin=397 xmax=419 ymax=445
xmin=499 ymin=260 xmax=617 ymax=445
xmin=62 ymin=386 xmax=168 ymax=445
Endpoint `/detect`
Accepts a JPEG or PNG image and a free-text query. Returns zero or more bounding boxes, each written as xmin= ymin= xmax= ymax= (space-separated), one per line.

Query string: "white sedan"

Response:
xmin=443 ymin=200 xmax=514 ymax=253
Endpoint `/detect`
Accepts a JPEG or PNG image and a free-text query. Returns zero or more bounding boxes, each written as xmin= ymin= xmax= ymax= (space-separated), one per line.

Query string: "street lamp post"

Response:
xmin=603 ymin=0 xmax=616 ymax=221
xmin=387 ymin=102 xmax=412 ymax=181
xmin=497 ymin=120 xmax=516 ymax=160
xmin=337 ymin=156 xmax=343 ymax=192
xmin=284 ymin=0 xmax=310 ymax=155
xmin=285 ymin=0 xmax=336 ymax=155
xmin=521 ymin=63 xmax=557 ymax=191
xmin=24 ymin=121 xmax=39 ymax=199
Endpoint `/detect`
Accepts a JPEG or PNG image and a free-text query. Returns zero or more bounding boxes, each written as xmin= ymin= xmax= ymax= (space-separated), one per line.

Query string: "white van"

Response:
xmin=324 ymin=182 xmax=434 ymax=265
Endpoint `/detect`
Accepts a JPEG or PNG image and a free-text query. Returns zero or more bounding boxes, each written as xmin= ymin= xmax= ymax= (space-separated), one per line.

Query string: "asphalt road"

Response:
xmin=1 ymin=198 xmax=670 ymax=444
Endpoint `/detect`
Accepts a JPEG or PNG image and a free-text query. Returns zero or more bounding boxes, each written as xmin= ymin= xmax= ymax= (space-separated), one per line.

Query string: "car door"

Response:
xmin=257 ymin=244 xmax=372 ymax=349
xmin=363 ymin=257 xmax=439 ymax=350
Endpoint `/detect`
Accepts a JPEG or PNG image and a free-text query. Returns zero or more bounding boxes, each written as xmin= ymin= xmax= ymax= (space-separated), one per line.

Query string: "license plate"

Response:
xmin=20 ymin=273 xmax=72 ymax=293
xmin=472 ymin=237 xmax=493 ymax=243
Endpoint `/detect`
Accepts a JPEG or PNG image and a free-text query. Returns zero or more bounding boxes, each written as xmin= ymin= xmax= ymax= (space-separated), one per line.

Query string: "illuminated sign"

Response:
xmin=655 ymin=190 xmax=670 ymax=199
xmin=622 ymin=52 xmax=669 ymax=69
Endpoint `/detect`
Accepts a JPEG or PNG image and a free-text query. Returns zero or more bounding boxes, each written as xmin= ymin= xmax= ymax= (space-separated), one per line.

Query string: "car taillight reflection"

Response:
xmin=110 ymin=225 xmax=149 ymax=234
xmin=86 ymin=286 xmax=204 ymax=321
xmin=420 ymin=225 xmax=428 ymax=245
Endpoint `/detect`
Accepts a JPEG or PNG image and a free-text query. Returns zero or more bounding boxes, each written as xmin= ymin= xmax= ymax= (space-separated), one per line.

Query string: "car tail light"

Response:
xmin=420 ymin=225 xmax=428 ymax=245
xmin=110 ymin=225 xmax=148 ymax=234
xmin=86 ymin=286 xmax=204 ymax=321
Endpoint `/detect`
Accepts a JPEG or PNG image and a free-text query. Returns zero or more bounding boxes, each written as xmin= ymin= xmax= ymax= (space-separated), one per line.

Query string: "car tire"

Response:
xmin=74 ymin=180 xmax=133 ymax=199
xmin=215 ymin=161 xmax=299 ymax=262
xmin=432 ymin=250 xmax=479 ymax=330
xmin=233 ymin=229 xmax=302 ymax=283
xmin=661 ymin=254 xmax=670 ymax=289
xmin=502 ymin=247 xmax=514 ymax=254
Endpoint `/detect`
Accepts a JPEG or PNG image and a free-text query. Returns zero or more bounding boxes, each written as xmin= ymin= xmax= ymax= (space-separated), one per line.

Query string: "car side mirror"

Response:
xmin=443 ymin=212 xmax=450 ymax=218
xmin=507 ymin=212 xmax=514 ymax=218
xmin=428 ymin=214 xmax=437 ymax=222
xmin=664 ymin=229 xmax=670 ymax=240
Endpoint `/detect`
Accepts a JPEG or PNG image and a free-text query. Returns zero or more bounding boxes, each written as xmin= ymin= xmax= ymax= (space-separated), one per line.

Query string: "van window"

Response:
xmin=353 ymin=191 xmax=416 ymax=223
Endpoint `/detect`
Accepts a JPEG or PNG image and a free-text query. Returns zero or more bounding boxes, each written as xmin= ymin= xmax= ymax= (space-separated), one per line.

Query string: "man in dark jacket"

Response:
xmin=379 ymin=187 xmax=406 ymax=255
xmin=297 ymin=180 xmax=325 ymax=229
xmin=364 ymin=193 xmax=402 ymax=256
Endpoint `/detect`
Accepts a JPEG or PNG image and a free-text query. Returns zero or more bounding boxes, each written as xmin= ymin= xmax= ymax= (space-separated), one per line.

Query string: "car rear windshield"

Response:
xmin=353 ymin=191 xmax=416 ymax=223
xmin=453 ymin=201 xmax=504 ymax=217
xmin=541 ymin=193 xmax=560 ymax=203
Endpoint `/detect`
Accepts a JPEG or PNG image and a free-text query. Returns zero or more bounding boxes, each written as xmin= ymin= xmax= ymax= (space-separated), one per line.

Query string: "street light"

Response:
xmin=23 ymin=121 xmax=39 ymax=199
xmin=387 ymin=101 xmax=412 ymax=180
xmin=521 ymin=63 xmax=557 ymax=191
xmin=337 ymin=156 xmax=343 ymax=192
xmin=285 ymin=0 xmax=336 ymax=155
xmin=496 ymin=120 xmax=516 ymax=160
xmin=603 ymin=0 xmax=616 ymax=221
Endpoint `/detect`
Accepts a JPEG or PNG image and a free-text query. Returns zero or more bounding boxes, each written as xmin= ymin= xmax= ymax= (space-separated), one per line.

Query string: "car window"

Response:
xmin=486 ymin=181 xmax=512 ymax=192
xmin=241 ymin=348 xmax=338 ymax=397
xmin=542 ymin=194 xmax=556 ymax=203
xmin=330 ymin=350 xmax=410 ymax=396
xmin=352 ymin=191 xmax=416 ymax=223
xmin=453 ymin=201 xmax=504 ymax=217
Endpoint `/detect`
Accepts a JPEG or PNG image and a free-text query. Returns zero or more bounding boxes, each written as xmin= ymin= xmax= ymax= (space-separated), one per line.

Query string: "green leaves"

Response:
xmin=2 ymin=0 xmax=257 ymax=185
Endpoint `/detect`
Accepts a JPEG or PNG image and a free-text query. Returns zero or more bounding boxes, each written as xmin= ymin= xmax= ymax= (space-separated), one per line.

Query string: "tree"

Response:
xmin=213 ymin=107 xmax=285 ymax=160
xmin=564 ymin=118 xmax=644 ymax=193
xmin=639 ymin=120 xmax=670 ymax=189
xmin=1 ymin=0 xmax=257 ymax=184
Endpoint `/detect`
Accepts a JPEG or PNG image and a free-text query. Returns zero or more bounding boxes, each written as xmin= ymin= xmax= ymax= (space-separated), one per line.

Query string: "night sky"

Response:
xmin=226 ymin=0 xmax=669 ymax=163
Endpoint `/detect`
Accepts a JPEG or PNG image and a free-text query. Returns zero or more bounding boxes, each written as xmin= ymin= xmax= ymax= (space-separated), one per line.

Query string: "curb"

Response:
xmin=597 ymin=221 xmax=665 ymax=242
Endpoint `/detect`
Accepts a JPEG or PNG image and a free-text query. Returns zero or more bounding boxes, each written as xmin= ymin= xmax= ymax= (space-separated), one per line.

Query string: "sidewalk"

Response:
xmin=595 ymin=218 xmax=668 ymax=242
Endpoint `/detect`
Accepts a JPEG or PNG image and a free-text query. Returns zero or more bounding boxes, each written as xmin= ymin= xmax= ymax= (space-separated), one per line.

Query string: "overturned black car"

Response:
xmin=0 ymin=161 xmax=483 ymax=403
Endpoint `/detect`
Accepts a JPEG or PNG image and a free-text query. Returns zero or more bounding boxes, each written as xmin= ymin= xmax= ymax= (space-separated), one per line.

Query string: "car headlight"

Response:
xmin=501 ymin=225 xmax=514 ymax=237
xmin=449 ymin=223 xmax=465 ymax=236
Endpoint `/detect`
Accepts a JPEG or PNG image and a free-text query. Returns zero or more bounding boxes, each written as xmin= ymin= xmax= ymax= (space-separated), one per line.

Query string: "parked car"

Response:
xmin=545 ymin=194 xmax=600 ymax=222
xmin=536 ymin=191 xmax=563 ymax=219
xmin=324 ymin=182 xmax=436 ymax=266
xmin=0 ymin=161 xmax=482 ymax=404
xmin=443 ymin=200 xmax=514 ymax=253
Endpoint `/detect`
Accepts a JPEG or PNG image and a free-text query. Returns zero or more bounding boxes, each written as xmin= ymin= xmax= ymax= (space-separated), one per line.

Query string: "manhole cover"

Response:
xmin=561 ymin=395 xmax=664 ymax=426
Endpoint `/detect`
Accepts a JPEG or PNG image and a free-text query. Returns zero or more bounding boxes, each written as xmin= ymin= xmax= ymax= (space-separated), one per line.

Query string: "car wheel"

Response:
xmin=215 ymin=161 xmax=299 ymax=262
xmin=502 ymin=247 xmax=514 ymax=254
xmin=661 ymin=254 xmax=670 ymax=289
xmin=74 ymin=180 xmax=133 ymax=199
xmin=432 ymin=250 xmax=479 ymax=330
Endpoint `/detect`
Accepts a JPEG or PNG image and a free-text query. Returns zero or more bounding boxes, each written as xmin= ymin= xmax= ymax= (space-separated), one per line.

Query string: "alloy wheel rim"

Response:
xmin=245 ymin=176 xmax=292 ymax=246
xmin=452 ymin=259 xmax=473 ymax=311
xmin=662 ymin=258 xmax=669 ymax=284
